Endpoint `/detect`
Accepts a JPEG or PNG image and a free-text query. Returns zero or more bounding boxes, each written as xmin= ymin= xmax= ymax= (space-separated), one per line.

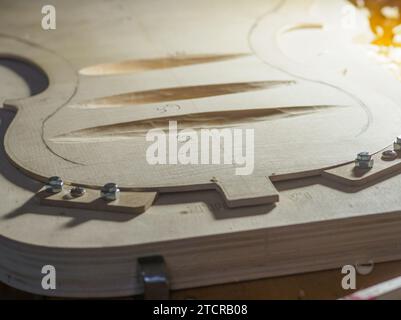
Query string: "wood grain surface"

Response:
xmin=2 ymin=0 xmax=401 ymax=298
xmin=2 ymin=0 xmax=401 ymax=203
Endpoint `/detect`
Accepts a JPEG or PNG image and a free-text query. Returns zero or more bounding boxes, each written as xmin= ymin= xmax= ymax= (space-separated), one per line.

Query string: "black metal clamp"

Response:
xmin=137 ymin=255 xmax=170 ymax=300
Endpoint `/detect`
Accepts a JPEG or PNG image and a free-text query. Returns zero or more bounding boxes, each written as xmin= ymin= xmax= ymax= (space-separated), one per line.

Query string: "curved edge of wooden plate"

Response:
xmin=0 ymin=35 xmax=79 ymax=178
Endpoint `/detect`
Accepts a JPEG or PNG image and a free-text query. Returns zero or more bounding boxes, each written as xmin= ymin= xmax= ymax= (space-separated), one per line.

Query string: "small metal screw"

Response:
xmin=45 ymin=176 xmax=63 ymax=193
xmin=394 ymin=136 xmax=401 ymax=151
xmin=100 ymin=183 xmax=120 ymax=201
xmin=382 ymin=150 xmax=398 ymax=161
xmin=355 ymin=152 xmax=374 ymax=169
xmin=70 ymin=186 xmax=86 ymax=198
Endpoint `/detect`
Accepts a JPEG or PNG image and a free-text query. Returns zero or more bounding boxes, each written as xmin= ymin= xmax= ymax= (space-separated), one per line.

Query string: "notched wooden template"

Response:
xmin=3 ymin=0 xmax=401 ymax=213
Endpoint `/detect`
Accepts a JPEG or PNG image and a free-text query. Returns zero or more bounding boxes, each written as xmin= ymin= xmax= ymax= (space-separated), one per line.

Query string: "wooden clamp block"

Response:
xmin=323 ymin=146 xmax=401 ymax=187
xmin=213 ymin=175 xmax=279 ymax=208
xmin=37 ymin=187 xmax=157 ymax=215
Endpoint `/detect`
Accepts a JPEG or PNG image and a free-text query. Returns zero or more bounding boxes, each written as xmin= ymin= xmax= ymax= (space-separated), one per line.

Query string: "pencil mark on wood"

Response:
xmin=246 ymin=0 xmax=373 ymax=137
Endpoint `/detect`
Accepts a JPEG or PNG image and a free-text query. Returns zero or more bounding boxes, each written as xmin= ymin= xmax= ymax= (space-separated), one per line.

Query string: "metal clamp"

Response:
xmin=137 ymin=255 xmax=170 ymax=300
